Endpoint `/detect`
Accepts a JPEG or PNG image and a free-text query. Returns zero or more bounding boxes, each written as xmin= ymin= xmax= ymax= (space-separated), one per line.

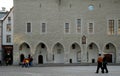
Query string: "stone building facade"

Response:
xmin=13 ymin=0 xmax=120 ymax=65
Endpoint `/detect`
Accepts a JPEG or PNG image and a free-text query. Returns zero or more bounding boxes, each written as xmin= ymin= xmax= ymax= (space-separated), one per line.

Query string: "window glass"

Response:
xmin=88 ymin=23 xmax=94 ymax=34
xmin=77 ymin=19 xmax=81 ymax=33
xmin=108 ymin=20 xmax=114 ymax=35
xmin=27 ymin=22 xmax=31 ymax=33
xmin=65 ymin=23 xmax=69 ymax=33
xmin=6 ymin=35 xmax=11 ymax=43
xmin=118 ymin=20 xmax=120 ymax=34
xmin=42 ymin=23 xmax=46 ymax=33
xmin=88 ymin=5 xmax=94 ymax=11
xmin=6 ymin=24 xmax=11 ymax=32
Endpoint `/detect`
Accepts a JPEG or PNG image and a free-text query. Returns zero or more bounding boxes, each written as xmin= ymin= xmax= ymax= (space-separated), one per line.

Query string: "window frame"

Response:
xmin=88 ymin=4 xmax=94 ymax=11
xmin=40 ymin=22 xmax=47 ymax=34
xmin=6 ymin=24 xmax=11 ymax=32
xmin=88 ymin=21 xmax=94 ymax=34
xmin=107 ymin=19 xmax=115 ymax=35
xmin=26 ymin=22 xmax=32 ymax=33
xmin=117 ymin=19 xmax=120 ymax=35
xmin=6 ymin=35 xmax=11 ymax=43
xmin=76 ymin=19 xmax=82 ymax=34
xmin=64 ymin=22 xmax=70 ymax=34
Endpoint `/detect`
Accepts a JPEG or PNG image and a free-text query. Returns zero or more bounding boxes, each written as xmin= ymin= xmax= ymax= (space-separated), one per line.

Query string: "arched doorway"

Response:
xmin=19 ymin=42 xmax=31 ymax=61
xmin=20 ymin=54 xmax=25 ymax=62
xmin=38 ymin=55 xmax=43 ymax=64
xmin=70 ymin=43 xmax=81 ymax=63
xmin=53 ymin=43 xmax=64 ymax=63
xmin=35 ymin=43 xmax=47 ymax=64
xmin=87 ymin=43 xmax=99 ymax=63
xmin=103 ymin=43 xmax=116 ymax=63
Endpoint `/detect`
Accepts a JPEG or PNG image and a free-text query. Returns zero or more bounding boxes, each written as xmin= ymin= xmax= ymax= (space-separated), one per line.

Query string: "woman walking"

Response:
xmin=103 ymin=56 xmax=108 ymax=73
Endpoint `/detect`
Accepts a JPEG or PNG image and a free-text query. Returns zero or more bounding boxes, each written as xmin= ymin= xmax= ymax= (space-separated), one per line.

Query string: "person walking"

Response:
xmin=96 ymin=54 xmax=104 ymax=73
xmin=29 ymin=57 xmax=33 ymax=66
xmin=22 ymin=58 xmax=29 ymax=68
xmin=22 ymin=58 xmax=26 ymax=67
xmin=103 ymin=56 xmax=108 ymax=73
xmin=25 ymin=58 xmax=29 ymax=67
xmin=28 ymin=54 xmax=33 ymax=67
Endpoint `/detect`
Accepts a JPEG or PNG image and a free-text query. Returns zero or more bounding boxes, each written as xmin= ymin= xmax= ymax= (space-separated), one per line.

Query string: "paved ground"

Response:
xmin=0 ymin=65 xmax=120 ymax=76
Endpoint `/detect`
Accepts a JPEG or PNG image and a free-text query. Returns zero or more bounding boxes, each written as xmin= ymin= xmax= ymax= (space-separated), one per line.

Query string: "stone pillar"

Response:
xmin=116 ymin=52 xmax=120 ymax=63
xmin=64 ymin=52 xmax=69 ymax=64
xmin=47 ymin=52 xmax=54 ymax=63
xmin=13 ymin=50 xmax=19 ymax=65
xmin=81 ymin=35 xmax=87 ymax=63
xmin=64 ymin=46 xmax=69 ymax=64
xmin=81 ymin=44 xmax=87 ymax=63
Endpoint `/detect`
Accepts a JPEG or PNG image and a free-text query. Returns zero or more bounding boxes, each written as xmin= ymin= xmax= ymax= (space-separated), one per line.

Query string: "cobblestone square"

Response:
xmin=0 ymin=66 xmax=120 ymax=76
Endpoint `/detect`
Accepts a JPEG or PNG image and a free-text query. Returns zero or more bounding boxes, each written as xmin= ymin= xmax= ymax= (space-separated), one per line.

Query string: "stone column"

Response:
xmin=81 ymin=44 xmax=87 ymax=63
xmin=47 ymin=52 xmax=54 ymax=63
xmin=81 ymin=35 xmax=87 ymax=63
xmin=13 ymin=46 xmax=20 ymax=65
xmin=64 ymin=52 xmax=69 ymax=64
xmin=64 ymin=46 xmax=70 ymax=64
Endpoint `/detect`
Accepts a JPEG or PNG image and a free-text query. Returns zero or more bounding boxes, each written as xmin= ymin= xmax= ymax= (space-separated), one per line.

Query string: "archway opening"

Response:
xmin=87 ymin=43 xmax=99 ymax=63
xmin=70 ymin=43 xmax=81 ymax=63
xmin=35 ymin=43 xmax=47 ymax=64
xmin=38 ymin=55 xmax=43 ymax=64
xmin=53 ymin=43 xmax=64 ymax=63
xmin=104 ymin=43 xmax=116 ymax=63
xmin=19 ymin=42 xmax=31 ymax=62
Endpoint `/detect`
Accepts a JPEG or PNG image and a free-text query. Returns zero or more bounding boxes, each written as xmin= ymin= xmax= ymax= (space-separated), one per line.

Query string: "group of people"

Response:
xmin=96 ymin=54 xmax=109 ymax=74
xmin=21 ymin=56 xmax=33 ymax=68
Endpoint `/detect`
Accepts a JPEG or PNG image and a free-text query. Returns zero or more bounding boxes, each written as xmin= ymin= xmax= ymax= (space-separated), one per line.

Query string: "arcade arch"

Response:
xmin=52 ymin=43 xmax=64 ymax=63
xmin=87 ymin=42 xmax=99 ymax=63
xmin=70 ymin=43 xmax=81 ymax=63
xmin=103 ymin=43 xmax=116 ymax=63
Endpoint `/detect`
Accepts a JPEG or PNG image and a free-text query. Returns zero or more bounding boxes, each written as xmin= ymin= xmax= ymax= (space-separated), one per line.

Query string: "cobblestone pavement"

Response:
xmin=0 ymin=65 xmax=120 ymax=76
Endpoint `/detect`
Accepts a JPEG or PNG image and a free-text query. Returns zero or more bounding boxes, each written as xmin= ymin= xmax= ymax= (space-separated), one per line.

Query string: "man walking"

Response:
xmin=96 ymin=54 xmax=104 ymax=73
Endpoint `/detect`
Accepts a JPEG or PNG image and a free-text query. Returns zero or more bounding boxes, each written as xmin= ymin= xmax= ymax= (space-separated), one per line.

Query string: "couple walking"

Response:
xmin=96 ymin=54 xmax=108 ymax=74
xmin=22 ymin=55 xmax=33 ymax=68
